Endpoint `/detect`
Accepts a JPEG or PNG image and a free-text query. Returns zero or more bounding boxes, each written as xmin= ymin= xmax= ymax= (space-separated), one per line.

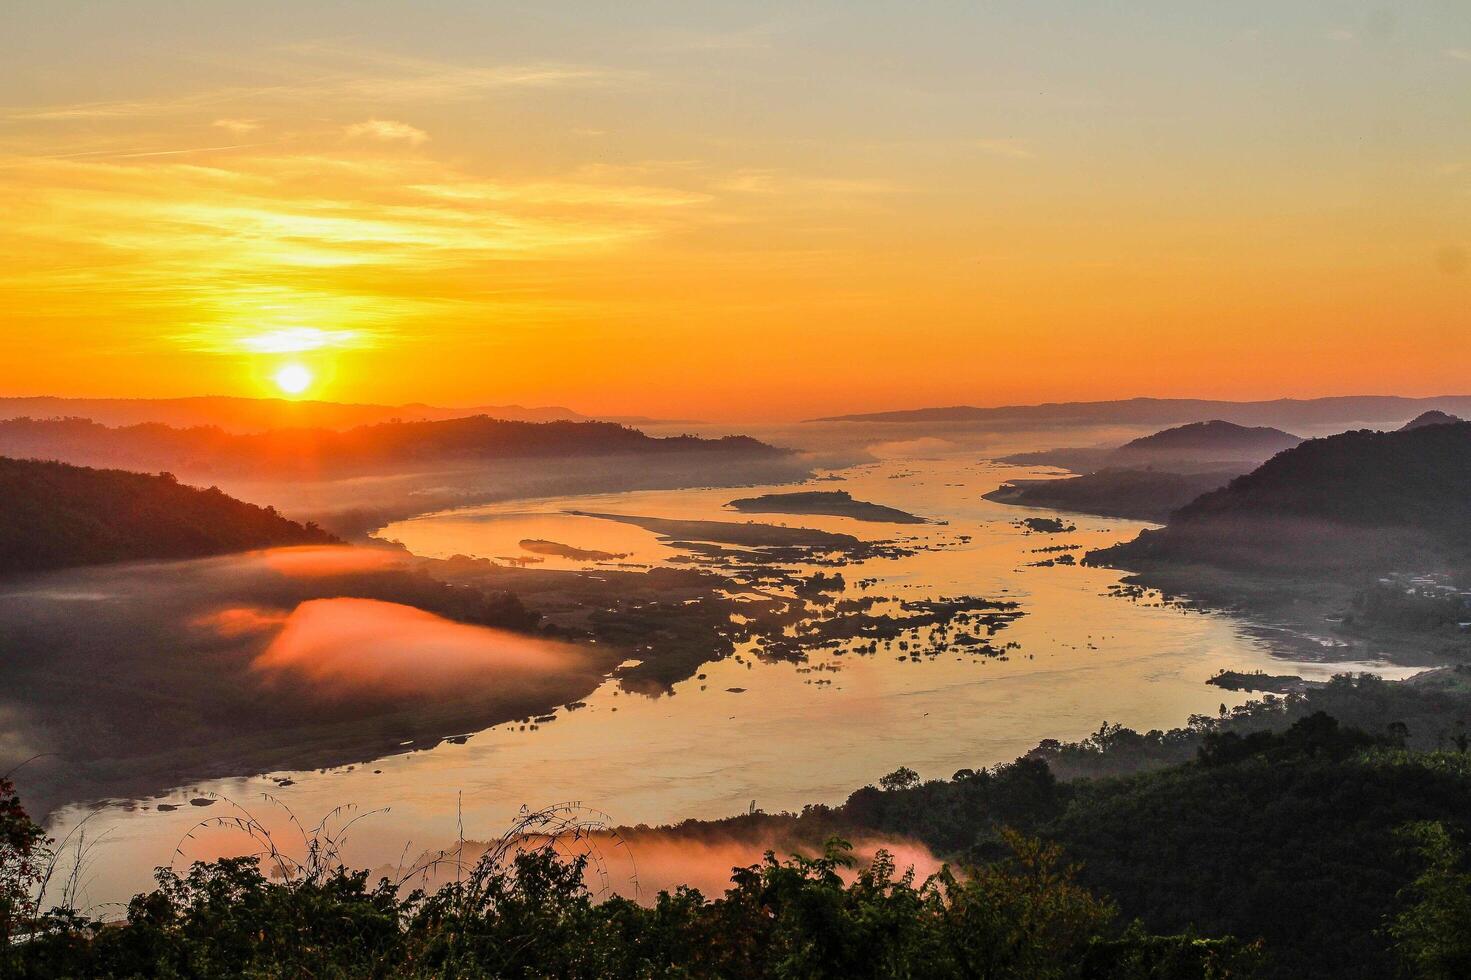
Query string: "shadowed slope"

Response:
xmin=1090 ymin=422 xmax=1471 ymax=574
xmin=0 ymin=457 xmax=337 ymax=574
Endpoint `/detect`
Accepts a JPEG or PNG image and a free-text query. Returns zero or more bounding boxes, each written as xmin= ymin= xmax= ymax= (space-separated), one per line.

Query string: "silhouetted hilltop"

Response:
xmin=994 ymin=420 xmax=1299 ymax=481
xmin=1399 ymin=410 xmax=1462 ymax=431
xmin=815 ymin=395 xmax=1471 ymax=429
xmin=1090 ymin=422 xmax=1471 ymax=574
xmin=0 ymin=457 xmax=337 ymax=574
xmin=0 ymin=416 xmax=785 ymax=477
xmin=0 ymin=395 xmax=588 ymax=432
xmin=1171 ymin=423 xmax=1471 ymax=533
xmin=1115 ymin=420 xmax=1302 ymax=456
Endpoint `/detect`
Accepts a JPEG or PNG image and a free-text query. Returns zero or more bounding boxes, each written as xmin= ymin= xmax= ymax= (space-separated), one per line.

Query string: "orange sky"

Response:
xmin=1 ymin=3 xmax=1467 ymax=420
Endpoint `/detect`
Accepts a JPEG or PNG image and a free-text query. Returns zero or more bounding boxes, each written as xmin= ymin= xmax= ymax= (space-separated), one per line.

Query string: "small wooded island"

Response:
xmin=725 ymin=489 xmax=929 ymax=524
xmin=518 ymin=538 xmax=630 ymax=561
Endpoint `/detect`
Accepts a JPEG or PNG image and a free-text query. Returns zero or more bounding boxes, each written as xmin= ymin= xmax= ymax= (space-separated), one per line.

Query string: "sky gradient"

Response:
xmin=2 ymin=1 xmax=1468 ymax=419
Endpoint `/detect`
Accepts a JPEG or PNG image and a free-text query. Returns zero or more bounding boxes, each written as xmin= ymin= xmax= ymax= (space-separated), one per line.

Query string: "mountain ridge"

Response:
xmin=813 ymin=395 xmax=1471 ymax=428
xmin=0 ymin=415 xmax=786 ymax=478
xmin=0 ymin=395 xmax=591 ymax=433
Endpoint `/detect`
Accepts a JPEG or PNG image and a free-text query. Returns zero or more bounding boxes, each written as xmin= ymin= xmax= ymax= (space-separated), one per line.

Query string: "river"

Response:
xmin=41 ymin=450 xmax=1420 ymax=910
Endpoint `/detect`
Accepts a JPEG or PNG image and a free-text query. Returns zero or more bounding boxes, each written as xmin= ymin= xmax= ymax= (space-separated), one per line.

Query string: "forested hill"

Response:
xmin=1173 ymin=422 xmax=1471 ymax=535
xmin=0 ymin=456 xmax=337 ymax=575
xmin=1091 ymin=422 xmax=1471 ymax=573
xmin=1400 ymin=410 xmax=1462 ymax=430
xmin=1115 ymin=420 xmax=1302 ymax=456
xmin=0 ymin=416 xmax=784 ymax=477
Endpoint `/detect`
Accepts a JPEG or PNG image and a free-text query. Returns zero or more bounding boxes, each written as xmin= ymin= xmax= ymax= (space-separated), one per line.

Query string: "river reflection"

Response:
xmin=45 ymin=454 xmax=1422 ymax=910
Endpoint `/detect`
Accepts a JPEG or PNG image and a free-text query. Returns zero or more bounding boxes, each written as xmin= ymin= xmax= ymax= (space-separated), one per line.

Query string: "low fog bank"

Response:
xmin=0 ymin=547 xmax=612 ymax=817
xmin=196 ymin=451 xmax=821 ymax=540
xmin=608 ymin=826 xmax=943 ymax=900
xmin=653 ymin=420 xmax=1180 ymax=466
xmin=366 ymin=826 xmax=942 ymax=905
xmin=252 ymin=597 xmax=586 ymax=703
xmin=704 ymin=410 xmax=1469 ymax=469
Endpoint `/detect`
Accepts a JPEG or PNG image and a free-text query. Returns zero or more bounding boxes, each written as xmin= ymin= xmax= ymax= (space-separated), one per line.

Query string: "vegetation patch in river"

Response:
xmin=519 ymin=538 xmax=630 ymax=561
xmin=725 ymin=489 xmax=931 ymax=524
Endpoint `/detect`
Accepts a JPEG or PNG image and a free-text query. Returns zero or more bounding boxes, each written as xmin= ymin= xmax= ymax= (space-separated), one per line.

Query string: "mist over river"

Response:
xmin=43 ymin=449 xmax=1420 ymax=910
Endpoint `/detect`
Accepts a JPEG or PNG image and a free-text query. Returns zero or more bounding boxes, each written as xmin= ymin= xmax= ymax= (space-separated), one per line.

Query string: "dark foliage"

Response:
xmin=653 ymin=686 xmax=1471 ymax=979
xmin=0 ymin=777 xmax=47 ymax=951
xmin=0 ymin=786 xmax=1261 ymax=979
xmin=1049 ymin=740 xmax=1470 ymax=978
xmin=1387 ymin=820 xmax=1471 ymax=978
xmin=0 ymin=457 xmax=337 ymax=574
xmin=1192 ymin=710 xmax=1386 ymax=767
xmin=1173 ymin=423 xmax=1471 ymax=536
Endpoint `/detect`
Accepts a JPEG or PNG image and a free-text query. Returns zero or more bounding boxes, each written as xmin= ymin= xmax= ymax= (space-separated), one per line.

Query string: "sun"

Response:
xmin=273 ymin=363 xmax=313 ymax=396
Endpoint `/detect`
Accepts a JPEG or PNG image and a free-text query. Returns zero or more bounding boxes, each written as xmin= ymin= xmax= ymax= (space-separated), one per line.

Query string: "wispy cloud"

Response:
xmin=1446 ymin=48 xmax=1471 ymax=62
xmin=4 ymin=42 xmax=628 ymax=124
xmin=213 ymin=117 xmax=261 ymax=134
xmin=41 ymin=143 xmax=268 ymax=161
xmin=344 ymin=119 xmax=429 ymax=145
xmin=0 ymin=143 xmax=714 ymax=356
xmin=236 ymin=327 xmax=368 ymax=354
xmin=410 ymin=179 xmax=710 ymax=209
xmin=715 ymin=169 xmax=901 ymax=198
xmin=972 ymin=138 xmax=1034 ymax=160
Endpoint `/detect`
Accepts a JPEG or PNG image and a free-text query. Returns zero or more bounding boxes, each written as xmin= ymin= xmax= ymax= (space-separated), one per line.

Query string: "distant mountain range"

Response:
xmin=0 ymin=416 xmax=783 ymax=478
xmin=0 ymin=457 xmax=337 ymax=575
xmin=0 ymin=395 xmax=609 ymax=433
xmin=814 ymin=395 xmax=1471 ymax=429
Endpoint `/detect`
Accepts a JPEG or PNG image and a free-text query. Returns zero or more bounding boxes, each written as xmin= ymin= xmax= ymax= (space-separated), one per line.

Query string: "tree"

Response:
xmin=0 ymin=776 xmax=49 ymax=954
xmin=936 ymin=829 xmax=1116 ymax=980
xmin=880 ymin=766 xmax=921 ymax=791
xmin=1388 ymin=821 xmax=1471 ymax=979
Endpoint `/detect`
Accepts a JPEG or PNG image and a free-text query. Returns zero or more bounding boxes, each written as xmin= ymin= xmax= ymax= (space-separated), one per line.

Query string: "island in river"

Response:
xmin=725 ymin=490 xmax=929 ymax=524
xmin=564 ymin=510 xmax=866 ymax=548
xmin=519 ymin=539 xmax=630 ymax=561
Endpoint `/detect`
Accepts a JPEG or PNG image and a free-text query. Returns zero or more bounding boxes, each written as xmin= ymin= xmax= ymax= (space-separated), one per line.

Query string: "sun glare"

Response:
xmin=274 ymin=363 xmax=313 ymax=396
